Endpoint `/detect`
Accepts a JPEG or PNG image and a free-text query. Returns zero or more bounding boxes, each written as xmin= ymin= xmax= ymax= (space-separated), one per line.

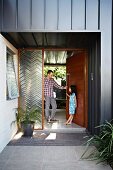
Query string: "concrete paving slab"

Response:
xmin=0 ymin=146 xmax=112 ymax=170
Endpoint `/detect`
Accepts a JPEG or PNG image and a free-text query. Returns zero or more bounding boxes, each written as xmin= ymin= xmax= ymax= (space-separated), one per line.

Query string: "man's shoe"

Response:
xmin=47 ymin=116 xmax=50 ymax=123
xmin=47 ymin=117 xmax=51 ymax=123
xmin=50 ymin=119 xmax=58 ymax=122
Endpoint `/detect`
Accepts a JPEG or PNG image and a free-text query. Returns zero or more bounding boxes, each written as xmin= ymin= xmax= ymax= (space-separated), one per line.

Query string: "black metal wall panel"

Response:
xmin=3 ymin=0 xmax=17 ymax=30
xmin=72 ymin=0 xmax=85 ymax=30
xmin=112 ymin=1 xmax=113 ymax=120
xmin=86 ymin=0 xmax=98 ymax=30
xmin=100 ymin=0 xmax=112 ymax=122
xmin=18 ymin=0 xmax=31 ymax=30
xmin=31 ymin=0 xmax=44 ymax=30
xmin=58 ymin=0 xmax=71 ymax=30
xmin=20 ymin=50 xmax=43 ymax=128
xmin=0 ymin=0 xmax=2 ymax=31
xmin=45 ymin=0 xmax=58 ymax=30
xmin=88 ymin=35 xmax=101 ymax=134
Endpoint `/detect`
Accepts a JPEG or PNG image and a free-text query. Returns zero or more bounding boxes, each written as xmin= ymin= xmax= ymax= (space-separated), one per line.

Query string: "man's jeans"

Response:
xmin=45 ymin=96 xmax=57 ymax=120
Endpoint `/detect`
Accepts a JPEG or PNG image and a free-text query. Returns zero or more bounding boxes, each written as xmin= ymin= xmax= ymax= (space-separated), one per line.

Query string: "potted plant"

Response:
xmin=81 ymin=120 xmax=113 ymax=169
xmin=17 ymin=106 xmax=40 ymax=137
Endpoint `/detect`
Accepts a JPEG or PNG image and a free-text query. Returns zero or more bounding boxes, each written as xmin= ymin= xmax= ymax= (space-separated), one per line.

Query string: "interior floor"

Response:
xmin=44 ymin=110 xmax=86 ymax=132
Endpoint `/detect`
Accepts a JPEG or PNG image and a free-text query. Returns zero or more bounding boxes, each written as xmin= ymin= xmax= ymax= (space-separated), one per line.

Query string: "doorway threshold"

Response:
xmin=43 ymin=110 xmax=86 ymax=133
xmin=35 ymin=127 xmax=86 ymax=134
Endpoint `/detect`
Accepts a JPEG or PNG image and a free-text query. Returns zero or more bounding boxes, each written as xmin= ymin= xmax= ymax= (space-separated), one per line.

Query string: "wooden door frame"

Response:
xmin=18 ymin=48 xmax=88 ymax=130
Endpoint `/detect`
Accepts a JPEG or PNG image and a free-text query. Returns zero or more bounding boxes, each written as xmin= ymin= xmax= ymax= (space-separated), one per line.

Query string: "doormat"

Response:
xmin=8 ymin=132 xmax=88 ymax=146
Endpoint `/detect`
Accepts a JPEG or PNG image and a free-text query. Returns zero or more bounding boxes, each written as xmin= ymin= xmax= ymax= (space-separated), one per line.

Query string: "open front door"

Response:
xmin=66 ymin=51 xmax=88 ymax=128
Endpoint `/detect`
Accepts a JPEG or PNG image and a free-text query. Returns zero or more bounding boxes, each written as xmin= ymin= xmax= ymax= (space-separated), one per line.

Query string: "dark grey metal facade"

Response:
xmin=0 ymin=0 xmax=112 ymax=133
xmin=0 ymin=0 xmax=103 ymax=31
xmin=88 ymin=35 xmax=101 ymax=134
xmin=0 ymin=0 xmax=2 ymax=31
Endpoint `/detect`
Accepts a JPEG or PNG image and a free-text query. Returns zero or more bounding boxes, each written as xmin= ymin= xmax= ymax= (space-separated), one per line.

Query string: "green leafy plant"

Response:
xmin=16 ymin=106 xmax=40 ymax=127
xmin=44 ymin=66 xmax=66 ymax=79
xmin=16 ymin=106 xmax=41 ymax=136
xmin=81 ymin=120 xmax=113 ymax=168
xmin=53 ymin=67 xmax=66 ymax=79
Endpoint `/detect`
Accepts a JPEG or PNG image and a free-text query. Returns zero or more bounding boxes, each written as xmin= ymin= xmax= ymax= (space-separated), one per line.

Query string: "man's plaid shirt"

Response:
xmin=44 ymin=77 xmax=63 ymax=97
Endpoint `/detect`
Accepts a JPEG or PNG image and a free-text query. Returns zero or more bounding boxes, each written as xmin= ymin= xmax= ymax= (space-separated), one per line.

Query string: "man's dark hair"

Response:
xmin=47 ymin=70 xmax=53 ymax=74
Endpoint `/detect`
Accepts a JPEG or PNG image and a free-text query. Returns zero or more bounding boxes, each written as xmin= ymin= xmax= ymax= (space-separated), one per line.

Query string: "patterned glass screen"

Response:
xmin=20 ymin=50 xmax=43 ymax=129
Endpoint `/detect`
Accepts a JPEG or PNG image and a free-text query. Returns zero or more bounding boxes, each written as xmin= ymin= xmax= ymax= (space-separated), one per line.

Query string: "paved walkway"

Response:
xmin=0 ymin=145 xmax=112 ymax=170
xmin=0 ymin=111 xmax=112 ymax=170
xmin=0 ymin=131 xmax=112 ymax=170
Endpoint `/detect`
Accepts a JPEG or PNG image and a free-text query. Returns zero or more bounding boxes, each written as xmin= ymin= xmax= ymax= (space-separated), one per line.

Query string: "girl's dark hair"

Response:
xmin=70 ymin=85 xmax=77 ymax=95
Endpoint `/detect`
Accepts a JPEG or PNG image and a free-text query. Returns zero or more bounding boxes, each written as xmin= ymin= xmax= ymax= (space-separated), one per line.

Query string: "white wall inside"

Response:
xmin=0 ymin=34 xmax=18 ymax=152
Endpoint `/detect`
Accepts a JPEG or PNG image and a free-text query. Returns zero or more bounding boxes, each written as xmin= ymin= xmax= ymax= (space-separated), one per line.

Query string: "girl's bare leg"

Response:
xmin=65 ymin=115 xmax=71 ymax=124
xmin=65 ymin=114 xmax=73 ymax=124
xmin=68 ymin=115 xmax=74 ymax=124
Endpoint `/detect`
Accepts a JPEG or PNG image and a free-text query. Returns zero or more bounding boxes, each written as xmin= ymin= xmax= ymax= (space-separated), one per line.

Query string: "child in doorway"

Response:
xmin=65 ymin=85 xmax=77 ymax=125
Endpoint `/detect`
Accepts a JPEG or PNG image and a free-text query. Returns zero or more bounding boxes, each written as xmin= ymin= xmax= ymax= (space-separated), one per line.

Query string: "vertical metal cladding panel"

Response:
xmin=88 ymin=44 xmax=95 ymax=134
xmin=58 ymin=0 xmax=71 ymax=30
xmin=100 ymin=0 xmax=112 ymax=121
xmin=72 ymin=0 xmax=85 ymax=30
xmin=45 ymin=0 xmax=58 ymax=30
xmin=3 ymin=0 xmax=17 ymax=30
xmin=31 ymin=0 xmax=44 ymax=30
xmin=88 ymin=37 xmax=101 ymax=134
xmin=0 ymin=0 xmax=2 ymax=31
xmin=20 ymin=50 xmax=43 ymax=128
xmin=86 ymin=0 xmax=98 ymax=30
xmin=18 ymin=0 xmax=31 ymax=30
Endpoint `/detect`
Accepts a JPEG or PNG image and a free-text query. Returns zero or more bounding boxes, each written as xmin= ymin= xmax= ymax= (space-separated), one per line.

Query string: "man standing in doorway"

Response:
xmin=44 ymin=70 xmax=66 ymax=122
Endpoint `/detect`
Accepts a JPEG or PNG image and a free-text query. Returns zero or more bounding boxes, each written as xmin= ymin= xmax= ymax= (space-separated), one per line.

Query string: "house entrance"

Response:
xmin=44 ymin=49 xmax=88 ymax=130
xmin=16 ymin=32 xmax=100 ymax=133
xmin=19 ymin=49 xmax=88 ymax=130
